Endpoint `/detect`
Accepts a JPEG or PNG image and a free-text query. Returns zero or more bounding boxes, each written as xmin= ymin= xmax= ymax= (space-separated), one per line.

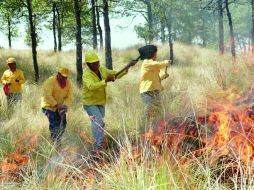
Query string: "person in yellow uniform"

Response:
xmin=41 ymin=68 xmax=73 ymax=143
xmin=1 ymin=57 xmax=25 ymax=106
xmin=83 ymin=52 xmax=136 ymax=151
xmin=139 ymin=45 xmax=169 ymax=132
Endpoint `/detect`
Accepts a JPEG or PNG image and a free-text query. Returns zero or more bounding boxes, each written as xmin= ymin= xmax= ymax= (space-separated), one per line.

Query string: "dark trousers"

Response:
xmin=42 ymin=108 xmax=67 ymax=143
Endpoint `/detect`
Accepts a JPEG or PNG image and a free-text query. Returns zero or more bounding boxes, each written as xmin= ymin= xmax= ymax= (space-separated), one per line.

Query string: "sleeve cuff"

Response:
xmin=102 ymin=80 xmax=107 ymax=86
xmin=164 ymin=60 xmax=169 ymax=65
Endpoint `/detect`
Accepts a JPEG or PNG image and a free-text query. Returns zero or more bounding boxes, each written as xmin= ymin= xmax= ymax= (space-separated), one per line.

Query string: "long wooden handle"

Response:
xmin=115 ymin=65 xmax=131 ymax=78
xmin=165 ymin=66 xmax=168 ymax=74
xmin=115 ymin=56 xmax=140 ymax=78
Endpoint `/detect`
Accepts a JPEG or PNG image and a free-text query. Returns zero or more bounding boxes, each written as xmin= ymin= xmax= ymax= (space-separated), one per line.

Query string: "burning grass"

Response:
xmin=139 ymin=99 xmax=254 ymax=187
xmin=0 ymin=132 xmax=37 ymax=181
xmin=1 ymin=45 xmax=254 ymax=189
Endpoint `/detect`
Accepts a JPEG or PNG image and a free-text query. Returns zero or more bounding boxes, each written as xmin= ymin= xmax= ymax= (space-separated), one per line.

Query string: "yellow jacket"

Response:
xmin=41 ymin=76 xmax=73 ymax=111
xmin=139 ymin=59 xmax=169 ymax=94
xmin=1 ymin=69 xmax=25 ymax=93
xmin=83 ymin=66 xmax=127 ymax=106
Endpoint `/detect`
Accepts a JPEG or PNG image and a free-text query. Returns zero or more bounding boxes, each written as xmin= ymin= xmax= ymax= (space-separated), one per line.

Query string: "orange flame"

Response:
xmin=211 ymin=112 xmax=231 ymax=146
xmin=0 ymin=131 xmax=38 ymax=181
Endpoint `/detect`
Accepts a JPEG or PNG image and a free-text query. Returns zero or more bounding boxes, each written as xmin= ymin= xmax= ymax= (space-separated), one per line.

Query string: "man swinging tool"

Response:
xmin=82 ymin=52 xmax=137 ymax=153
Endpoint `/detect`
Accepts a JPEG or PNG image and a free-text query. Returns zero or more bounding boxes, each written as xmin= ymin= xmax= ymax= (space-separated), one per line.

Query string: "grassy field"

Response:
xmin=0 ymin=44 xmax=254 ymax=189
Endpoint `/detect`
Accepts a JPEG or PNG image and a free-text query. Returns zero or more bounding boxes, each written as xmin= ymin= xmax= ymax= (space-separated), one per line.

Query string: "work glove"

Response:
xmin=57 ymin=105 xmax=68 ymax=115
xmin=15 ymin=77 xmax=20 ymax=83
xmin=160 ymin=73 xmax=169 ymax=80
xmin=105 ymin=75 xmax=115 ymax=82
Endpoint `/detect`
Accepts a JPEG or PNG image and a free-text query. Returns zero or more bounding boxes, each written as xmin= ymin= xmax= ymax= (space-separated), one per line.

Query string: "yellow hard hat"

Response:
xmin=58 ymin=67 xmax=69 ymax=77
xmin=6 ymin=57 xmax=16 ymax=64
xmin=85 ymin=52 xmax=99 ymax=63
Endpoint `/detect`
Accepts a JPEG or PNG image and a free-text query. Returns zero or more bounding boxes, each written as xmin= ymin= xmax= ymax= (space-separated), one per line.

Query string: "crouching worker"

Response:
xmin=41 ymin=68 xmax=73 ymax=143
xmin=139 ymin=45 xmax=169 ymax=133
xmin=83 ymin=52 xmax=136 ymax=152
xmin=1 ymin=57 xmax=25 ymax=106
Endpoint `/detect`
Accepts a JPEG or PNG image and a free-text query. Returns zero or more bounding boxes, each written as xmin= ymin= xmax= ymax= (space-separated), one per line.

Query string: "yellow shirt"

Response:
xmin=1 ymin=69 xmax=25 ymax=93
xmin=41 ymin=76 xmax=73 ymax=111
xmin=83 ymin=66 xmax=127 ymax=106
xmin=139 ymin=59 xmax=169 ymax=94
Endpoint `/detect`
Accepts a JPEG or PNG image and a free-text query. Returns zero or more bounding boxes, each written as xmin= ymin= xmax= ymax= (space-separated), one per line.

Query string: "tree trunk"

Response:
xmin=167 ymin=23 xmax=174 ymax=64
xmin=225 ymin=0 xmax=236 ymax=57
xmin=53 ymin=2 xmax=57 ymax=52
xmin=166 ymin=1 xmax=173 ymax=64
xmin=168 ymin=24 xmax=174 ymax=64
xmin=96 ymin=0 xmax=103 ymax=49
xmin=91 ymin=0 xmax=97 ymax=49
xmin=188 ymin=31 xmax=192 ymax=44
xmin=202 ymin=16 xmax=207 ymax=47
xmin=74 ymin=0 xmax=83 ymax=86
xmin=7 ymin=16 xmax=12 ymax=49
xmin=218 ymin=0 xmax=224 ymax=54
xmin=160 ymin=18 xmax=165 ymax=43
xmin=252 ymin=0 xmax=254 ymax=53
xmin=147 ymin=0 xmax=153 ymax=43
xmin=56 ymin=6 xmax=62 ymax=51
xmin=26 ymin=0 xmax=39 ymax=82
xmin=103 ymin=0 xmax=112 ymax=69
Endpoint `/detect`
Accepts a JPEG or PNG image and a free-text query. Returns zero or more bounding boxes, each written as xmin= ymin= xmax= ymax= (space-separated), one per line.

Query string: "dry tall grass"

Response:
xmin=0 ymin=44 xmax=254 ymax=189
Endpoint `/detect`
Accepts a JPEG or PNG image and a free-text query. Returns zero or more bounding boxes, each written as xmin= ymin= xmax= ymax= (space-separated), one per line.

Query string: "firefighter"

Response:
xmin=139 ymin=45 xmax=169 ymax=132
xmin=41 ymin=67 xmax=73 ymax=143
xmin=83 ymin=52 xmax=136 ymax=151
xmin=1 ymin=57 xmax=26 ymax=106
